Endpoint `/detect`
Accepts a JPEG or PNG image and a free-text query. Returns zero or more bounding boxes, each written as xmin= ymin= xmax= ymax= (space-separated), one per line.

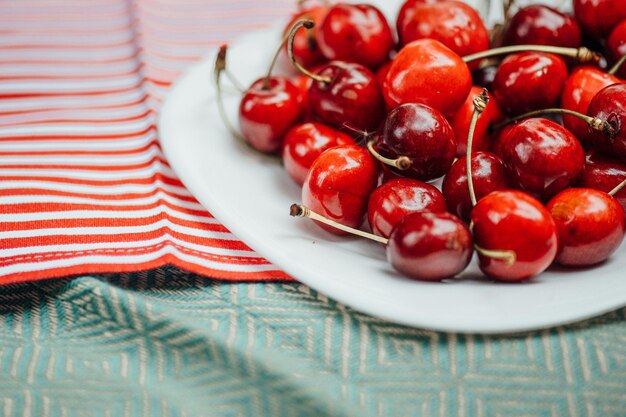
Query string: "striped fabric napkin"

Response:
xmin=0 ymin=0 xmax=294 ymax=283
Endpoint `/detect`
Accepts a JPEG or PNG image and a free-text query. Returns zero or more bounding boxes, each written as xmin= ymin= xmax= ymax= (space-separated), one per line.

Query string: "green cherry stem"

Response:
xmin=287 ymin=19 xmax=332 ymax=84
xmin=366 ymin=140 xmax=412 ymax=171
xmin=466 ymin=88 xmax=490 ymax=207
xmin=609 ymin=177 xmax=626 ymax=196
xmin=609 ymin=53 xmax=626 ymax=75
xmin=463 ymin=45 xmax=600 ymax=64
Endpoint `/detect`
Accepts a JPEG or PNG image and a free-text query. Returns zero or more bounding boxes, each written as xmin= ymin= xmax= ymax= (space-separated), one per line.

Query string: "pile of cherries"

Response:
xmin=215 ymin=0 xmax=626 ymax=282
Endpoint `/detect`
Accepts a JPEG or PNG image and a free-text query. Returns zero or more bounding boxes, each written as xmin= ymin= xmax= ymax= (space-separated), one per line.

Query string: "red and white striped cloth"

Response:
xmin=0 ymin=0 xmax=295 ymax=283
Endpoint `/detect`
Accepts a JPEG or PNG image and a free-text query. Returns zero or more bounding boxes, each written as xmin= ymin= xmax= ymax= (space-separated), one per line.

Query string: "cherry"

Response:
xmin=396 ymin=1 xmax=489 ymax=63
xmin=608 ymin=19 xmax=626 ymax=78
xmin=386 ymin=211 xmax=473 ymax=281
xmin=367 ymin=178 xmax=447 ymax=238
xmin=372 ymin=103 xmax=456 ymax=181
xmin=282 ymin=5 xmax=328 ymax=70
xmin=497 ymin=118 xmax=585 ymax=201
xmin=442 ymin=151 xmax=511 ymax=222
xmin=302 ymin=144 xmax=379 ymax=233
xmin=383 ymin=38 xmax=472 ymax=115
xmin=560 ymin=67 xmax=620 ymax=144
xmin=573 ymin=0 xmax=626 ymax=40
xmin=288 ymin=21 xmax=386 ymax=132
xmin=579 ymin=151 xmax=626 ymax=212
xmin=449 ymin=86 xmax=504 ymax=156
xmin=492 ymin=52 xmax=568 ymax=116
xmin=470 ymin=190 xmax=558 ymax=282
xmin=281 ymin=122 xmax=355 ymax=186
xmin=547 ymin=188 xmax=626 ymax=266
xmin=502 ymin=5 xmax=582 ymax=48
xmin=587 ymin=83 xmax=626 ymax=159
xmin=316 ymin=3 xmax=394 ymax=70
xmin=396 ymin=0 xmax=440 ymax=42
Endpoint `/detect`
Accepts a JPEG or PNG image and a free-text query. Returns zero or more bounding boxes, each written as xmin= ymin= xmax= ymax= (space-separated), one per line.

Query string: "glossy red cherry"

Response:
xmin=442 ymin=152 xmax=512 ymax=222
xmin=449 ymin=86 xmax=504 ymax=156
xmin=281 ymin=122 xmax=355 ymax=186
xmin=307 ymin=61 xmax=386 ymax=132
xmin=502 ymin=5 xmax=582 ymax=48
xmin=579 ymin=151 xmax=626 ymax=212
xmin=470 ymin=190 xmax=558 ymax=281
xmin=383 ymin=38 xmax=472 ymax=115
xmin=396 ymin=0 xmax=440 ymax=40
xmin=497 ymin=118 xmax=585 ymax=201
xmin=573 ymin=0 xmax=626 ymax=40
xmin=367 ymin=178 xmax=447 ymax=238
xmin=492 ymin=52 xmax=568 ymax=116
xmin=283 ymin=6 xmax=328 ymax=70
xmin=387 ymin=211 xmax=473 ymax=281
xmin=560 ymin=67 xmax=620 ymax=144
xmin=238 ymin=77 xmax=304 ymax=153
xmin=302 ymin=145 xmax=380 ymax=233
xmin=587 ymin=83 xmax=626 ymax=159
xmin=375 ymin=103 xmax=456 ymax=181
xmin=608 ymin=19 xmax=626 ymax=78
xmin=547 ymin=188 xmax=626 ymax=266
xmin=317 ymin=3 xmax=394 ymax=69
xmin=397 ymin=1 xmax=489 ymax=61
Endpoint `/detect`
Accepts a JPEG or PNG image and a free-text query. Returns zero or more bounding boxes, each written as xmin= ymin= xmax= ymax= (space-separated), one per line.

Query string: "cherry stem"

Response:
xmin=492 ymin=108 xmax=616 ymax=137
xmin=609 ymin=177 xmax=626 ymax=196
xmin=263 ymin=31 xmax=290 ymax=90
xmin=290 ymin=204 xmax=389 ymax=245
xmin=474 ymin=245 xmax=517 ymax=267
xmin=463 ymin=45 xmax=601 ymax=64
xmin=288 ymin=19 xmax=332 ymax=84
xmin=366 ymin=140 xmax=411 ymax=171
xmin=466 ymin=89 xmax=490 ymax=207
xmin=609 ymin=53 xmax=626 ymax=75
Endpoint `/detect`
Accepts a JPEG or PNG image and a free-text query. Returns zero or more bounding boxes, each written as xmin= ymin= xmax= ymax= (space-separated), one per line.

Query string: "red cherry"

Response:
xmin=587 ymin=83 xmax=626 ymax=159
xmin=367 ymin=178 xmax=447 ymax=238
xmin=375 ymin=103 xmax=456 ymax=181
xmin=560 ymin=67 xmax=620 ymax=144
xmin=497 ymin=118 xmax=585 ymax=201
xmin=397 ymin=1 xmax=489 ymax=62
xmin=607 ymin=19 xmax=626 ymax=78
xmin=302 ymin=145 xmax=380 ymax=233
xmin=238 ymin=77 xmax=304 ymax=153
xmin=470 ymin=190 xmax=558 ymax=281
xmin=449 ymin=86 xmax=504 ymax=157
xmin=502 ymin=5 xmax=582 ymax=48
xmin=317 ymin=3 xmax=394 ymax=69
xmin=383 ymin=38 xmax=472 ymax=115
xmin=573 ymin=0 xmax=626 ymax=40
xmin=308 ymin=61 xmax=386 ymax=132
xmin=579 ymin=151 xmax=626 ymax=212
xmin=283 ymin=6 xmax=328 ymax=70
xmin=281 ymin=122 xmax=355 ymax=186
xmin=387 ymin=211 xmax=473 ymax=281
xmin=547 ymin=188 xmax=626 ymax=266
xmin=442 ymin=151 xmax=512 ymax=222
xmin=396 ymin=0 xmax=440 ymax=41
xmin=492 ymin=52 xmax=568 ymax=116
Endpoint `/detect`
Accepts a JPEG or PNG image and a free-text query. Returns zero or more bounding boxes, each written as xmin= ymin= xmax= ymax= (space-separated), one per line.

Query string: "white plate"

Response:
xmin=158 ymin=1 xmax=626 ymax=333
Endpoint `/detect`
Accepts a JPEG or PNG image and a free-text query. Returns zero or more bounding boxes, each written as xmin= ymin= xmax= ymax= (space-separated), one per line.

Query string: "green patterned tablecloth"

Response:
xmin=0 ymin=267 xmax=624 ymax=416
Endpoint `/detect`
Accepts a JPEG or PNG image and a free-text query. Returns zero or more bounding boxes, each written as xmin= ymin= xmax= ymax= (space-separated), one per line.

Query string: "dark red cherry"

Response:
xmin=449 ymin=86 xmax=504 ymax=157
xmin=367 ymin=178 xmax=447 ymax=238
xmin=282 ymin=6 xmax=328 ymax=70
xmin=608 ymin=19 xmax=626 ymax=78
xmin=442 ymin=152 xmax=512 ymax=222
xmin=502 ymin=5 xmax=582 ymax=48
xmin=317 ymin=3 xmax=394 ymax=69
xmin=579 ymin=151 xmax=626 ymax=212
xmin=376 ymin=103 xmax=456 ymax=181
xmin=302 ymin=145 xmax=380 ymax=233
xmin=560 ymin=67 xmax=620 ymax=144
xmin=587 ymin=83 xmax=626 ymax=159
xmin=470 ymin=190 xmax=558 ymax=281
xmin=497 ymin=118 xmax=585 ymax=201
xmin=573 ymin=0 xmax=626 ymax=40
xmin=239 ymin=77 xmax=304 ymax=153
xmin=308 ymin=61 xmax=386 ymax=132
xmin=387 ymin=211 xmax=473 ymax=281
xmin=492 ymin=52 xmax=568 ymax=116
xmin=384 ymin=38 xmax=472 ymax=115
xmin=397 ymin=1 xmax=489 ymax=61
xmin=547 ymin=188 xmax=626 ymax=266
xmin=281 ymin=122 xmax=355 ymax=186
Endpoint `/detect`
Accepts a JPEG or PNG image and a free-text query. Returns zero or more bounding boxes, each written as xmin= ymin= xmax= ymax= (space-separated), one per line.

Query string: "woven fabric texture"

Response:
xmin=0 ymin=267 xmax=624 ymax=417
